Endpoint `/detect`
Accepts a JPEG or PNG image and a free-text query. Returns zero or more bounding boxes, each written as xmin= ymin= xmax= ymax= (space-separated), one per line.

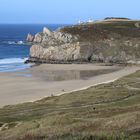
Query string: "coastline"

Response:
xmin=0 ymin=64 xmax=139 ymax=108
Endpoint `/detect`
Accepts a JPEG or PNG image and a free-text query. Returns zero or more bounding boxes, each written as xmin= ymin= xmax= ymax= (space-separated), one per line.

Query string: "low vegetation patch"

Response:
xmin=0 ymin=71 xmax=140 ymax=140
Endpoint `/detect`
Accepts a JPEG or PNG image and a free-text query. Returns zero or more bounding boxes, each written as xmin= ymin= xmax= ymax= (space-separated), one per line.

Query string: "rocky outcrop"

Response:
xmin=26 ymin=20 xmax=140 ymax=64
xmin=26 ymin=33 xmax=34 ymax=42
xmin=30 ymin=42 xmax=80 ymax=61
xmin=43 ymin=27 xmax=52 ymax=35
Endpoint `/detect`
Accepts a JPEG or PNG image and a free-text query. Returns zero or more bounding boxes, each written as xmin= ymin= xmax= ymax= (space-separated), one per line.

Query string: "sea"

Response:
xmin=0 ymin=24 xmax=64 ymax=72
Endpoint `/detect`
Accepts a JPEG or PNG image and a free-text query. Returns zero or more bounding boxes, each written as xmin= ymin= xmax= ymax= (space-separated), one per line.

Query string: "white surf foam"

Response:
xmin=2 ymin=41 xmax=26 ymax=45
xmin=0 ymin=58 xmax=31 ymax=72
xmin=0 ymin=58 xmax=28 ymax=65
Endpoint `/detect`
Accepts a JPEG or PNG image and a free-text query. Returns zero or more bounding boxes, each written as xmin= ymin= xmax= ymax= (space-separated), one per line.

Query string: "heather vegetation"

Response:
xmin=0 ymin=70 xmax=140 ymax=140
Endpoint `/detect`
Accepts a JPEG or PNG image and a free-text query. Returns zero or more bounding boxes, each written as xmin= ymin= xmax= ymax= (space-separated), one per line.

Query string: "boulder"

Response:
xmin=43 ymin=27 xmax=52 ymax=36
xmin=53 ymin=31 xmax=76 ymax=43
xmin=33 ymin=33 xmax=44 ymax=43
xmin=135 ymin=22 xmax=140 ymax=28
xmin=26 ymin=33 xmax=34 ymax=42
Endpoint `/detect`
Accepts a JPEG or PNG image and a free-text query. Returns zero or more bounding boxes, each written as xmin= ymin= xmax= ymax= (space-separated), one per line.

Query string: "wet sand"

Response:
xmin=0 ymin=64 xmax=139 ymax=108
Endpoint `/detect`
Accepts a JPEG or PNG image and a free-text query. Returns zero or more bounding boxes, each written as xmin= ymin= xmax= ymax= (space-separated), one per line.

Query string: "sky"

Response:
xmin=0 ymin=0 xmax=140 ymax=24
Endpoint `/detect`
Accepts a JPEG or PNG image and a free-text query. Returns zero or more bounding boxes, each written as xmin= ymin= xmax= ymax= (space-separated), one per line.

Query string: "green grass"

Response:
xmin=61 ymin=20 xmax=140 ymax=42
xmin=0 ymin=71 xmax=140 ymax=140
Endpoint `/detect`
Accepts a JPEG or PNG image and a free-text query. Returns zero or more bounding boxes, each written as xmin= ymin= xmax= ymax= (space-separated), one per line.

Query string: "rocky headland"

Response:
xmin=26 ymin=19 xmax=140 ymax=64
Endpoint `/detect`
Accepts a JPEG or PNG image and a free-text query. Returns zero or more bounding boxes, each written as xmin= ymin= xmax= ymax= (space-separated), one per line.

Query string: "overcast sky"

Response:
xmin=0 ymin=0 xmax=140 ymax=24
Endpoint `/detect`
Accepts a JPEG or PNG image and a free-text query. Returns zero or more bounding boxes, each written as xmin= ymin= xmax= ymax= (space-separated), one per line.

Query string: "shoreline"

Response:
xmin=56 ymin=78 xmax=118 ymax=97
xmin=0 ymin=64 xmax=139 ymax=108
xmin=30 ymin=65 xmax=139 ymax=103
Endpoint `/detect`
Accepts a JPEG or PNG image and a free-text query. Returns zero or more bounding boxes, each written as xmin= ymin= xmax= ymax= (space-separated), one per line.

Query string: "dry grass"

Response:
xmin=61 ymin=20 xmax=140 ymax=42
xmin=0 ymin=71 xmax=140 ymax=140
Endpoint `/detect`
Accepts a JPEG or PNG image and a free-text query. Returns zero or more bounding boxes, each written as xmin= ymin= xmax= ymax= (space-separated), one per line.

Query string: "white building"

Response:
xmin=87 ymin=19 xmax=94 ymax=23
xmin=78 ymin=20 xmax=82 ymax=24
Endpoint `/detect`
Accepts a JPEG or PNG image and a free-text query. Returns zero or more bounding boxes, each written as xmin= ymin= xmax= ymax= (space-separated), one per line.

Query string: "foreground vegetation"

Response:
xmin=0 ymin=70 xmax=140 ymax=140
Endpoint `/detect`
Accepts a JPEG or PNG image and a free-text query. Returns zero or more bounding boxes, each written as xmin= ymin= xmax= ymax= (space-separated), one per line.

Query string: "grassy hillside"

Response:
xmin=0 ymin=69 xmax=140 ymax=140
xmin=61 ymin=20 xmax=140 ymax=42
xmin=59 ymin=20 xmax=140 ymax=63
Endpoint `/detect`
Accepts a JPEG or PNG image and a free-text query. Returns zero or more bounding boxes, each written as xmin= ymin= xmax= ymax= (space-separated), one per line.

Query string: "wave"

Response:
xmin=0 ymin=64 xmax=30 ymax=72
xmin=0 ymin=58 xmax=31 ymax=72
xmin=0 ymin=58 xmax=28 ymax=65
xmin=1 ymin=41 xmax=28 ymax=45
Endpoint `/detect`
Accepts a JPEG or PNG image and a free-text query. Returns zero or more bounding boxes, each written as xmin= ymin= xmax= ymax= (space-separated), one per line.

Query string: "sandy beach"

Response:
xmin=0 ymin=64 xmax=139 ymax=108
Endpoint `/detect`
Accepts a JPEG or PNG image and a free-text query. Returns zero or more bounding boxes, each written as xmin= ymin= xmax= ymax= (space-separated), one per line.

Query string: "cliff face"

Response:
xmin=27 ymin=20 xmax=140 ymax=64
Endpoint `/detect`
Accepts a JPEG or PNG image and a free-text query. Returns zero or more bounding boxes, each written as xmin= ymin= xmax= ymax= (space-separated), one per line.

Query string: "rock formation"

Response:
xmin=26 ymin=20 xmax=140 ymax=64
xmin=43 ymin=27 xmax=52 ymax=36
xmin=26 ymin=33 xmax=34 ymax=42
